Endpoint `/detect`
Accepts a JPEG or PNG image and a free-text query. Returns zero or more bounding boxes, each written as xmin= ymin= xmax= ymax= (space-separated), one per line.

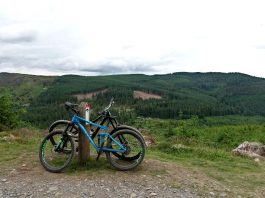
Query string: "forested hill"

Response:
xmin=0 ymin=72 xmax=55 ymax=104
xmin=1 ymin=72 xmax=265 ymax=128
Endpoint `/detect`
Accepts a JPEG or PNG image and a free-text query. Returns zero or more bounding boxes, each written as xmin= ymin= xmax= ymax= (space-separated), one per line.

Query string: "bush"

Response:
xmin=0 ymin=91 xmax=23 ymax=131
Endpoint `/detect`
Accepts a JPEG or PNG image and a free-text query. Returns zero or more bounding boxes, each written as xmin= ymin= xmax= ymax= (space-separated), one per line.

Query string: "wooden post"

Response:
xmin=79 ymin=102 xmax=90 ymax=164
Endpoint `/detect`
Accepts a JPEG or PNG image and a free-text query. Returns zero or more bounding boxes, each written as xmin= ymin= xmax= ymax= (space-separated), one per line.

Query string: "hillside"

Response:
xmin=1 ymin=72 xmax=265 ymax=128
xmin=0 ymin=72 xmax=55 ymax=105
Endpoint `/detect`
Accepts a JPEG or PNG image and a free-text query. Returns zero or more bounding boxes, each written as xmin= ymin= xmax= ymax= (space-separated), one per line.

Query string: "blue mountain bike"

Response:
xmin=39 ymin=101 xmax=145 ymax=173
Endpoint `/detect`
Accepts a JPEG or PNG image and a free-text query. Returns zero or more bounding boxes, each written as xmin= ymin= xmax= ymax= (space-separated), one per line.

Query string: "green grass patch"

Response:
xmin=0 ymin=130 xmax=43 ymax=168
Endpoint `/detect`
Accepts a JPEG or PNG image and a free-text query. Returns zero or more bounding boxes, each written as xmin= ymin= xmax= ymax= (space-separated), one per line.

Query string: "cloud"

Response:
xmin=256 ymin=45 xmax=265 ymax=50
xmin=0 ymin=31 xmax=36 ymax=43
xmin=0 ymin=56 xmax=13 ymax=63
xmin=0 ymin=22 xmax=37 ymax=44
xmin=0 ymin=51 xmax=162 ymax=76
xmin=78 ymin=62 xmax=158 ymax=75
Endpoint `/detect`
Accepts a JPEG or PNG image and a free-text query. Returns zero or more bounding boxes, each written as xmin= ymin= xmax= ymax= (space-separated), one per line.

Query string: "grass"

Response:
xmin=148 ymin=149 xmax=265 ymax=196
xmin=0 ymin=129 xmax=43 ymax=168
xmin=135 ymin=116 xmax=265 ymax=196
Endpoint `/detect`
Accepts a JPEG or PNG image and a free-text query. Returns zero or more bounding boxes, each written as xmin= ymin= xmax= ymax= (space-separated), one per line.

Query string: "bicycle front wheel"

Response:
xmin=39 ymin=130 xmax=75 ymax=173
xmin=106 ymin=129 xmax=145 ymax=171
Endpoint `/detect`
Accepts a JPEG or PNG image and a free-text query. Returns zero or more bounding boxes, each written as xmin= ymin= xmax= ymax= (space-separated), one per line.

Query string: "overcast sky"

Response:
xmin=0 ymin=0 xmax=265 ymax=77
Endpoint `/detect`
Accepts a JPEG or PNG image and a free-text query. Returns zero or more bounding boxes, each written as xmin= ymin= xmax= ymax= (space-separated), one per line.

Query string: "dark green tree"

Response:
xmin=0 ymin=91 xmax=22 ymax=131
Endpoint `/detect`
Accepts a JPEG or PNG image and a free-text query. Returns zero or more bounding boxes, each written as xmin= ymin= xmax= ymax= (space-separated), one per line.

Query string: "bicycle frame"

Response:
xmin=71 ymin=115 xmax=126 ymax=153
xmin=48 ymin=112 xmax=118 ymax=139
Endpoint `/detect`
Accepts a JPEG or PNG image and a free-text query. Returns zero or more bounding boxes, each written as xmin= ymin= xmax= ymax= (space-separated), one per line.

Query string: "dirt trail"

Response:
xmin=0 ymin=157 xmax=223 ymax=198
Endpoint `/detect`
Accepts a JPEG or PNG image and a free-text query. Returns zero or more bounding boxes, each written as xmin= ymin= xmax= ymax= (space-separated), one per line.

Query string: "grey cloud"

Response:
xmin=0 ymin=33 xmax=167 ymax=75
xmin=0 ymin=56 xmax=13 ymax=62
xmin=121 ymin=45 xmax=133 ymax=50
xmin=256 ymin=45 xmax=265 ymax=49
xmin=79 ymin=66 xmax=124 ymax=75
xmin=0 ymin=31 xmax=37 ymax=43
xmin=0 ymin=52 xmax=160 ymax=75
xmin=29 ymin=57 xmax=159 ymax=75
xmin=78 ymin=63 xmax=156 ymax=75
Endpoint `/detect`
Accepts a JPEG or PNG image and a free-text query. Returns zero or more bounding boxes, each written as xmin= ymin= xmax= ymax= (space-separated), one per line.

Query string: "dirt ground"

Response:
xmin=0 ymin=154 xmax=239 ymax=198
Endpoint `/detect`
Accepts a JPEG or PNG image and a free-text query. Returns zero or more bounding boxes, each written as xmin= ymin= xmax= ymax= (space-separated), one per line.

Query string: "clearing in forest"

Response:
xmin=73 ymin=89 xmax=108 ymax=101
xmin=133 ymin=90 xmax=162 ymax=100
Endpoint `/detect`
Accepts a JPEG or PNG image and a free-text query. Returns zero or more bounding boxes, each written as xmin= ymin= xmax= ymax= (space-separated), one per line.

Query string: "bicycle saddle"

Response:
xmin=65 ymin=102 xmax=78 ymax=108
xmin=64 ymin=102 xmax=79 ymax=114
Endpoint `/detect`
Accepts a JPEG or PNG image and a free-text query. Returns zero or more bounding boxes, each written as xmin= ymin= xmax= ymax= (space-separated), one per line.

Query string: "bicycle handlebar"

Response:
xmin=65 ymin=97 xmax=114 ymax=116
xmin=98 ymin=97 xmax=114 ymax=115
xmin=105 ymin=97 xmax=114 ymax=111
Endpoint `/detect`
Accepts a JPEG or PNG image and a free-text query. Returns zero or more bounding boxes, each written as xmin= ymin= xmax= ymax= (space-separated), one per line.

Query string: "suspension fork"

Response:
xmin=59 ymin=122 xmax=74 ymax=150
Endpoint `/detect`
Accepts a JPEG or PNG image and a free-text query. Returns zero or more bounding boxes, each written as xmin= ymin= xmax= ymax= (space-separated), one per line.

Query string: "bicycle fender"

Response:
xmin=110 ymin=125 xmax=146 ymax=147
xmin=115 ymin=125 xmax=140 ymax=132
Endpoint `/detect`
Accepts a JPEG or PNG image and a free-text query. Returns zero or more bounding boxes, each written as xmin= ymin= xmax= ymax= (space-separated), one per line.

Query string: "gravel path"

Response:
xmin=0 ymin=159 xmax=204 ymax=198
xmin=0 ymin=172 xmax=199 ymax=198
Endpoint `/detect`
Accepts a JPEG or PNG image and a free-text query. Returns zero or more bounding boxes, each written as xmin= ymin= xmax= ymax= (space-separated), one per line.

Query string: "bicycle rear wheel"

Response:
xmin=106 ymin=129 xmax=145 ymax=171
xmin=112 ymin=133 xmax=143 ymax=161
xmin=49 ymin=121 xmax=78 ymax=146
xmin=39 ymin=130 xmax=75 ymax=173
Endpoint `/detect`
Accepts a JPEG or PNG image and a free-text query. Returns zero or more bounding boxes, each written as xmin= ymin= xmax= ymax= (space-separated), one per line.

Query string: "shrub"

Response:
xmin=0 ymin=91 xmax=23 ymax=131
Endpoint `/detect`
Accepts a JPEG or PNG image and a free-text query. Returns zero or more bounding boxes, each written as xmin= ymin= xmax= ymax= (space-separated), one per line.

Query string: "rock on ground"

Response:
xmin=232 ymin=141 xmax=265 ymax=158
